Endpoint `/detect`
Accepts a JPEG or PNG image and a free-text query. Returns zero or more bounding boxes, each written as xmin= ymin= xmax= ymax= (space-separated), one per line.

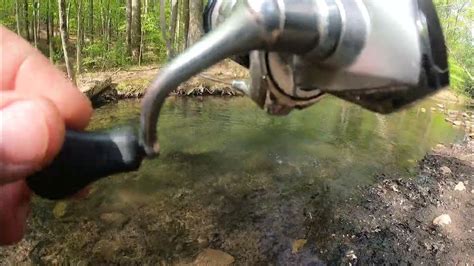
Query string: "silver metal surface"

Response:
xmin=141 ymin=0 xmax=448 ymax=156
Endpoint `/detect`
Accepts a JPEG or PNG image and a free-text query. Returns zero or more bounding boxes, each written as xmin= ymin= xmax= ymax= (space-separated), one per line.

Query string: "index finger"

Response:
xmin=0 ymin=26 xmax=92 ymax=129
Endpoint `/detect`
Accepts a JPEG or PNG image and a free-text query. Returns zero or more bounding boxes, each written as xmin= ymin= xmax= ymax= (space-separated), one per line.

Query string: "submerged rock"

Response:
xmin=345 ymin=250 xmax=358 ymax=263
xmin=440 ymin=166 xmax=452 ymax=175
xmin=100 ymin=212 xmax=129 ymax=227
xmin=93 ymin=240 xmax=122 ymax=261
xmin=53 ymin=202 xmax=68 ymax=218
xmin=292 ymin=239 xmax=307 ymax=254
xmin=194 ymin=249 xmax=235 ymax=266
xmin=433 ymin=214 xmax=452 ymax=227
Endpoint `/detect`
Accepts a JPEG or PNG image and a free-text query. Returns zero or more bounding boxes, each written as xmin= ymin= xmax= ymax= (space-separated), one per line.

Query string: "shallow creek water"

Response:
xmin=15 ymin=96 xmax=468 ymax=263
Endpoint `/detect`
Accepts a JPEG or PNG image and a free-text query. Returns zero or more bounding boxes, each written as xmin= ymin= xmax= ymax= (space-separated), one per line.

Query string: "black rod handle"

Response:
xmin=26 ymin=127 xmax=144 ymax=200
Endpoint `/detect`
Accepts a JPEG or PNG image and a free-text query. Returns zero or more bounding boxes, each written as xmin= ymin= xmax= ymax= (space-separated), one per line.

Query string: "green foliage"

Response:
xmin=434 ymin=0 xmax=474 ymax=97
xmin=142 ymin=10 xmax=168 ymax=63
xmin=2 ymin=0 xmax=470 ymax=98
xmin=83 ymin=41 xmax=130 ymax=70
xmin=0 ymin=1 xmax=16 ymax=29
xmin=1 ymin=0 xmax=185 ymax=70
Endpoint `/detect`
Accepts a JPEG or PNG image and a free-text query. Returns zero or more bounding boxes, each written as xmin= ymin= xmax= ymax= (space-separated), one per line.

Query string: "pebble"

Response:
xmin=292 ymin=239 xmax=307 ymax=254
xmin=471 ymin=190 xmax=474 ymax=194
xmin=448 ymin=110 xmax=459 ymax=115
xmin=194 ymin=249 xmax=235 ymax=266
xmin=53 ymin=202 xmax=68 ymax=219
xmin=345 ymin=250 xmax=358 ymax=263
xmin=93 ymin=240 xmax=122 ymax=261
xmin=435 ymin=144 xmax=446 ymax=151
xmin=100 ymin=212 xmax=129 ymax=227
xmin=454 ymin=182 xmax=466 ymax=192
xmin=197 ymin=236 xmax=209 ymax=248
xmin=433 ymin=214 xmax=452 ymax=227
xmin=440 ymin=166 xmax=452 ymax=175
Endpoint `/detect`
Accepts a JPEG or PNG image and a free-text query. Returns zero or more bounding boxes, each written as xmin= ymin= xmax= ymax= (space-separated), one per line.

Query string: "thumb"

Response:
xmin=0 ymin=96 xmax=65 ymax=183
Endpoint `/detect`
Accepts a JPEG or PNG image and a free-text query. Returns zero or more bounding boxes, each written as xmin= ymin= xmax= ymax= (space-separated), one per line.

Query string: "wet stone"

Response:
xmin=292 ymin=239 xmax=307 ymax=254
xmin=197 ymin=236 xmax=209 ymax=248
xmin=100 ymin=212 xmax=129 ymax=227
xmin=53 ymin=202 xmax=68 ymax=219
xmin=92 ymin=240 xmax=122 ymax=261
xmin=194 ymin=249 xmax=235 ymax=266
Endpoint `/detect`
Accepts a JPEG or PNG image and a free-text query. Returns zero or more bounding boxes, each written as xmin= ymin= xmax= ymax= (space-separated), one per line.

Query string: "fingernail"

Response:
xmin=0 ymin=100 xmax=49 ymax=179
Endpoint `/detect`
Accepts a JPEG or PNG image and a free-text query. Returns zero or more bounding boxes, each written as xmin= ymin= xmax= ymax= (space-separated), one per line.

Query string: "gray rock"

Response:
xmin=440 ymin=166 xmax=452 ymax=176
xmin=433 ymin=214 xmax=452 ymax=227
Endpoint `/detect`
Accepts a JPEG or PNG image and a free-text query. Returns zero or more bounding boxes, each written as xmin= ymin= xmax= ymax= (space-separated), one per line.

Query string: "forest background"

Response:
xmin=0 ymin=0 xmax=472 ymax=97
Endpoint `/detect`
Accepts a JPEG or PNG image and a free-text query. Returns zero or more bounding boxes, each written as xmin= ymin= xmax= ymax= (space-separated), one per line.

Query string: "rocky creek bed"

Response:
xmin=0 ymin=96 xmax=472 ymax=264
xmin=319 ymin=140 xmax=474 ymax=264
xmin=1 ymin=139 xmax=472 ymax=264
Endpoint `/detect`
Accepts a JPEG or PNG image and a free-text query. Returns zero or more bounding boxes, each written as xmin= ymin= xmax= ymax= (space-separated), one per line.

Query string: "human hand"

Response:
xmin=0 ymin=26 xmax=92 ymax=245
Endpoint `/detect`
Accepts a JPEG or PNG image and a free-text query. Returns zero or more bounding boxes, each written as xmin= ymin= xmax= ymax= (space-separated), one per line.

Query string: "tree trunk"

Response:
xmin=89 ymin=0 xmax=93 ymax=41
xmin=15 ymin=0 xmax=21 ymax=35
xmin=126 ymin=0 xmax=132 ymax=55
xmin=51 ymin=1 xmax=55 ymax=38
xmin=66 ymin=0 xmax=72 ymax=32
xmin=187 ymin=0 xmax=203 ymax=46
xmin=131 ymin=0 xmax=141 ymax=61
xmin=32 ymin=0 xmax=38 ymax=47
xmin=159 ymin=0 xmax=172 ymax=58
xmin=182 ymin=0 xmax=189 ymax=50
xmin=47 ymin=0 xmax=54 ymax=61
xmin=35 ymin=0 xmax=40 ymax=41
xmin=138 ymin=0 xmax=148 ymax=66
xmin=58 ymin=0 xmax=75 ymax=83
xmin=107 ymin=14 xmax=111 ymax=44
xmin=24 ymin=0 xmax=30 ymax=41
xmin=101 ymin=0 xmax=110 ymax=49
xmin=169 ymin=0 xmax=179 ymax=55
xmin=76 ymin=0 xmax=83 ymax=74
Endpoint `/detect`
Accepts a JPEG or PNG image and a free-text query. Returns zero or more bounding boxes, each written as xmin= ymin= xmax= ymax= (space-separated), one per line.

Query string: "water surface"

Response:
xmin=28 ymin=96 xmax=466 ymax=263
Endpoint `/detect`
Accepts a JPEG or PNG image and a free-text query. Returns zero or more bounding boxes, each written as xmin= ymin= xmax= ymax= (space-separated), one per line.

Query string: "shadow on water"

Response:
xmin=16 ymin=96 xmax=466 ymax=264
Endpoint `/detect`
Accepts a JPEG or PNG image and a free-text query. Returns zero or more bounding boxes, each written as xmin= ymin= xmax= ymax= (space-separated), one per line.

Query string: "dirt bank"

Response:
xmin=77 ymin=60 xmax=248 ymax=102
xmin=312 ymin=139 xmax=473 ymax=264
